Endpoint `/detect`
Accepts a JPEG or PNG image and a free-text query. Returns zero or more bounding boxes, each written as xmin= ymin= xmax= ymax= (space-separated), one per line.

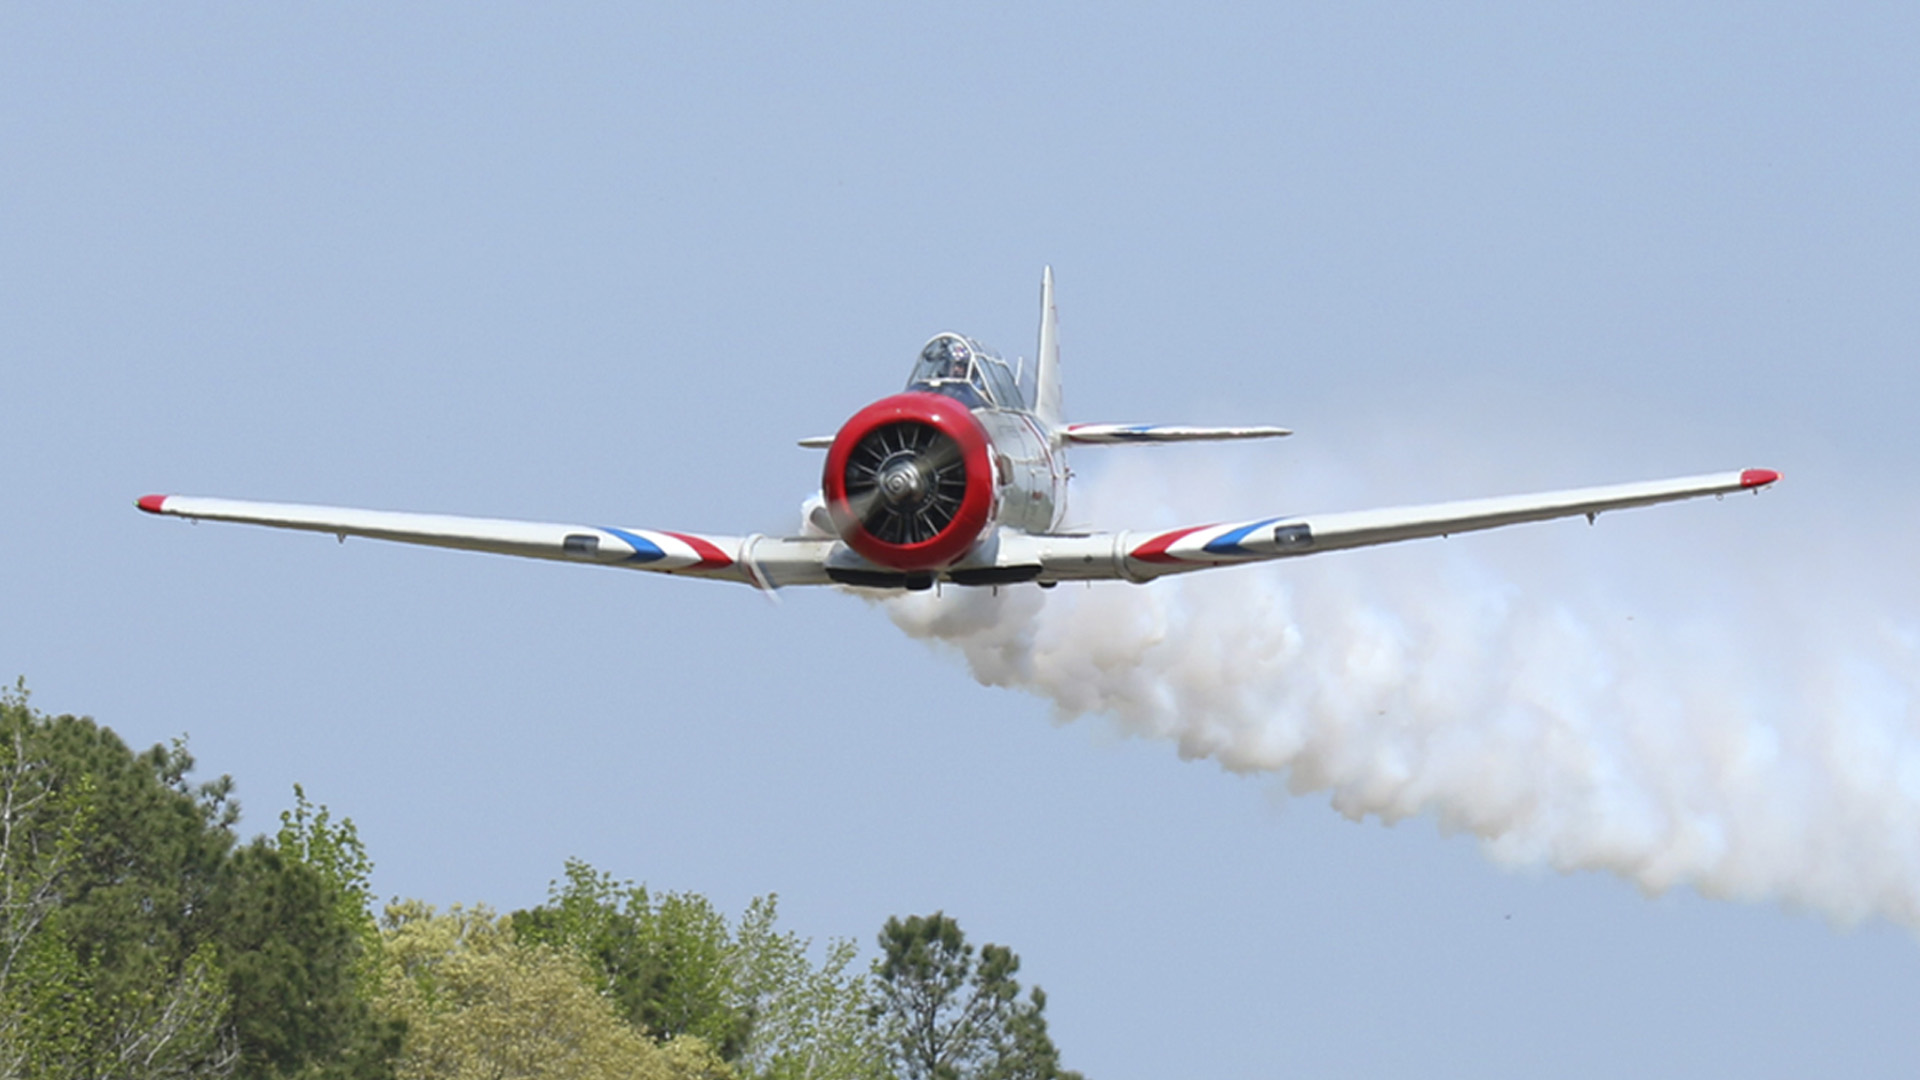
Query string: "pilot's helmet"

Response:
xmin=944 ymin=338 xmax=971 ymax=377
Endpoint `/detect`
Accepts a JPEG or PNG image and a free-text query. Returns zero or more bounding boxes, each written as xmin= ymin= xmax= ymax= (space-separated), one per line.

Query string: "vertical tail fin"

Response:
xmin=1035 ymin=266 xmax=1064 ymax=436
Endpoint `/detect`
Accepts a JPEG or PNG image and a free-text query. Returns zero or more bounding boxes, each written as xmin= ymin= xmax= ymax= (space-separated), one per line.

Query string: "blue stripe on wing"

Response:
xmin=601 ymin=527 xmax=666 ymax=563
xmin=1203 ymin=518 xmax=1283 ymax=556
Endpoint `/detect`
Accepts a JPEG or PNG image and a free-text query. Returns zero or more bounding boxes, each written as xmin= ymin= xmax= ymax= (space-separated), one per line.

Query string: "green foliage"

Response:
xmin=511 ymin=860 xmax=890 ymax=1080
xmin=374 ymin=900 xmax=733 ymax=1080
xmin=731 ymin=899 xmax=889 ymax=1080
xmin=212 ymin=840 xmax=402 ymax=1080
xmin=0 ymin=679 xmax=397 ymax=1080
xmin=2 ymin=680 xmax=92 ymax=1075
xmin=873 ymin=913 xmax=1081 ymax=1080
xmin=2 ymin=681 xmax=1083 ymax=1080
xmin=275 ymin=786 xmax=376 ymax=941
xmin=0 ymin=679 xmax=239 ymax=1078
xmin=266 ymin=776 xmax=393 ymax=1068
xmin=512 ymin=859 xmax=747 ymax=1055
xmin=978 ymin=987 xmax=1077 ymax=1080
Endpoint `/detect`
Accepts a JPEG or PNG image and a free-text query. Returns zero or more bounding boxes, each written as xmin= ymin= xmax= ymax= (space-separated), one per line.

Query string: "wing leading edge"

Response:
xmin=1015 ymin=469 xmax=1781 ymax=583
xmin=134 ymin=495 xmax=837 ymax=588
xmin=1064 ymin=423 xmax=1293 ymax=445
xmin=138 ymin=468 xmax=1778 ymax=590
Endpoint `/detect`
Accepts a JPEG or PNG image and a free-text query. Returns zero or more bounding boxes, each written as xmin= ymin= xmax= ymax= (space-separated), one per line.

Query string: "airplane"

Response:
xmin=137 ymin=269 xmax=1779 ymax=592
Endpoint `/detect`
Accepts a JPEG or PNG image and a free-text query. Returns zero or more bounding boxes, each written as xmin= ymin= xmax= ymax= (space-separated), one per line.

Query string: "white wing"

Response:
xmin=1064 ymin=423 xmax=1292 ymax=445
xmin=1000 ymin=469 xmax=1781 ymax=582
xmin=805 ymin=422 xmax=1293 ymax=449
xmin=135 ymin=494 xmax=836 ymax=589
xmin=139 ymin=468 xmax=1779 ymax=591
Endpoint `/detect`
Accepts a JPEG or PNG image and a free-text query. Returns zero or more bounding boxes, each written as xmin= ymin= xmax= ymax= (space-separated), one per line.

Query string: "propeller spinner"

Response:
xmin=822 ymin=392 xmax=994 ymax=570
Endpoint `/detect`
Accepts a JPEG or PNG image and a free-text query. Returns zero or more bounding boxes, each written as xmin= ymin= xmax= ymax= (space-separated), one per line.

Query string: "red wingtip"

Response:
xmin=136 ymin=494 xmax=169 ymax=514
xmin=1739 ymin=469 xmax=1781 ymax=489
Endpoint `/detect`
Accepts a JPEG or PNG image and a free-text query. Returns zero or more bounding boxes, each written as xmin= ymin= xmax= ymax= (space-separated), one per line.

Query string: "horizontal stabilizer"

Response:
xmin=1065 ymin=423 xmax=1292 ymax=445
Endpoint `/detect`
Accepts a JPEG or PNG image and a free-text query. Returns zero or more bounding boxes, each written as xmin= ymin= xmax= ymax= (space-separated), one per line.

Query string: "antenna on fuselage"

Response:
xmin=1035 ymin=266 xmax=1064 ymax=438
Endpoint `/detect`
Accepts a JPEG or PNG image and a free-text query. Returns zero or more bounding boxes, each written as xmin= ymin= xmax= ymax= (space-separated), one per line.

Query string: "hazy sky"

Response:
xmin=5 ymin=6 xmax=1918 ymax=1078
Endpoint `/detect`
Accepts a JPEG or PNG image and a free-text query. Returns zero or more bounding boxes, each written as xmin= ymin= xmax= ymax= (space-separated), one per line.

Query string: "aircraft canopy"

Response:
xmin=907 ymin=334 xmax=1025 ymax=410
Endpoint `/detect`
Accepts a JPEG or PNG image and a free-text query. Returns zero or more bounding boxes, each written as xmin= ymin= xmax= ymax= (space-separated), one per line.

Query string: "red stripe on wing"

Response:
xmin=661 ymin=531 xmax=734 ymax=570
xmin=1129 ymin=525 xmax=1214 ymax=564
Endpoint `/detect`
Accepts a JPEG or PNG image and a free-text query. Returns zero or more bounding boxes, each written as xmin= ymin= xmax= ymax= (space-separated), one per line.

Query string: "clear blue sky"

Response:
xmin=5 ymin=6 xmax=1918 ymax=1077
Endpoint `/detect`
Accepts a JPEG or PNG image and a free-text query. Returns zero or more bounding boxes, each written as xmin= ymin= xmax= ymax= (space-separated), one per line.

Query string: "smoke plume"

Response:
xmin=882 ymin=450 xmax=1920 ymax=927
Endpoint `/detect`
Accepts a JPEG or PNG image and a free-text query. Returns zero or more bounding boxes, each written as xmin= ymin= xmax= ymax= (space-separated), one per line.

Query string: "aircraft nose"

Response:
xmin=880 ymin=459 xmax=929 ymax=505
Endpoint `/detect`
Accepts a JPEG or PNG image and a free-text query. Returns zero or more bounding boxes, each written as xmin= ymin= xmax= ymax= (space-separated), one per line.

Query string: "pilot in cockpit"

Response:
xmin=913 ymin=335 xmax=989 ymax=409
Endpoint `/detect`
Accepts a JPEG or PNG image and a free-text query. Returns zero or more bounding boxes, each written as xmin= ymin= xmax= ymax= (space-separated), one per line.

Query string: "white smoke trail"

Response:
xmin=882 ymin=450 xmax=1920 ymax=927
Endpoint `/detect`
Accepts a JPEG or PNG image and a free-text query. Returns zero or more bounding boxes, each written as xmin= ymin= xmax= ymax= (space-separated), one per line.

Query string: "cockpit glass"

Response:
xmin=976 ymin=353 xmax=1021 ymax=408
xmin=908 ymin=334 xmax=996 ymax=408
xmin=911 ymin=335 xmax=972 ymax=384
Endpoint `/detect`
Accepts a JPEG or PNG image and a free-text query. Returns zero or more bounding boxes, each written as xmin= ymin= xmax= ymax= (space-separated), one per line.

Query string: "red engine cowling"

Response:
xmin=822 ymin=393 xmax=994 ymax=571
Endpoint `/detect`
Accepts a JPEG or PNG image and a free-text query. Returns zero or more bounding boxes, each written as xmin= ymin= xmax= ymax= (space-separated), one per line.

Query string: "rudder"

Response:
xmin=1035 ymin=266 xmax=1064 ymax=436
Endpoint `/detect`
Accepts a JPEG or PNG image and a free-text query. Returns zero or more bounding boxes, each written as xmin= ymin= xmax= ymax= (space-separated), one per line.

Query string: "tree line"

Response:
xmin=0 ymin=682 xmax=1084 ymax=1080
